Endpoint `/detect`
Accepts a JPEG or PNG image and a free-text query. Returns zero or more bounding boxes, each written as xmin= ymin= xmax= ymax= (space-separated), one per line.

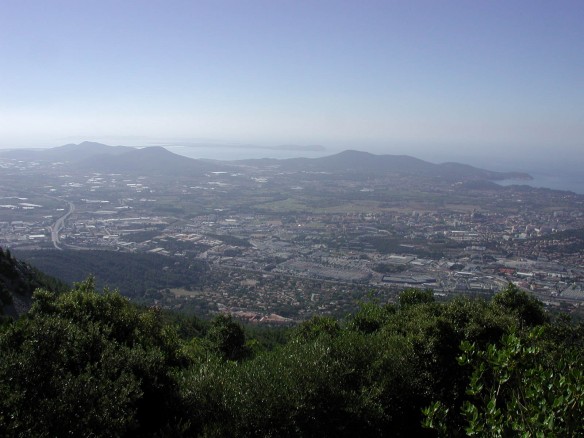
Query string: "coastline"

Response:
xmin=496 ymin=171 xmax=584 ymax=195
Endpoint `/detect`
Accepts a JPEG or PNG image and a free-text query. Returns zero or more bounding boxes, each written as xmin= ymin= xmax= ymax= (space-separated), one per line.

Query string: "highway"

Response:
xmin=50 ymin=200 xmax=75 ymax=250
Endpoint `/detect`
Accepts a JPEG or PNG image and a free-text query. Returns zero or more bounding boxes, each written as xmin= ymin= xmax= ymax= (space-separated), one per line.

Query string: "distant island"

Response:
xmin=265 ymin=144 xmax=327 ymax=152
xmin=151 ymin=142 xmax=326 ymax=152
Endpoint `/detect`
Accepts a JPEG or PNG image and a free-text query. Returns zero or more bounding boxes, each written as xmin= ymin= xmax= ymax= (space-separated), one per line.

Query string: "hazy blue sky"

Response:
xmin=1 ymin=0 xmax=582 ymax=163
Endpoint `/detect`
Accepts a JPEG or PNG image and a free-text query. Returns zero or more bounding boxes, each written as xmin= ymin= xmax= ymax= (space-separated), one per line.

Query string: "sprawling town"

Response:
xmin=1 ymin=148 xmax=583 ymax=323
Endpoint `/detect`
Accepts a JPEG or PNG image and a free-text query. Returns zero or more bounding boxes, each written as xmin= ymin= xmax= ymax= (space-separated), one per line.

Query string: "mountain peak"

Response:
xmin=78 ymin=141 xmax=108 ymax=147
xmin=35 ymin=141 xmax=137 ymax=162
xmin=58 ymin=141 xmax=112 ymax=151
xmin=76 ymin=145 xmax=227 ymax=175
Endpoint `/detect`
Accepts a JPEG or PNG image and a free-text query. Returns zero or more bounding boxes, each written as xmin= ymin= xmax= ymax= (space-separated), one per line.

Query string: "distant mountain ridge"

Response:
xmin=0 ymin=141 xmax=134 ymax=162
xmin=0 ymin=142 xmax=531 ymax=181
xmin=48 ymin=141 xmax=135 ymax=161
xmin=75 ymin=145 xmax=227 ymax=174
xmin=0 ymin=142 xmax=228 ymax=175
xmin=237 ymin=149 xmax=532 ymax=181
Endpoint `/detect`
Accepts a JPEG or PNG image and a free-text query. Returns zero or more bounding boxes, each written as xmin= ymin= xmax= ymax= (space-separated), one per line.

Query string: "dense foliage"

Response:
xmin=0 ymin=277 xmax=191 ymax=436
xmin=0 ymin=278 xmax=582 ymax=436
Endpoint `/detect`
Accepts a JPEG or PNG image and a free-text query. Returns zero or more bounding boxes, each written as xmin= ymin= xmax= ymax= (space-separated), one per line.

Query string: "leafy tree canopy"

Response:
xmin=0 ymin=278 xmax=188 ymax=437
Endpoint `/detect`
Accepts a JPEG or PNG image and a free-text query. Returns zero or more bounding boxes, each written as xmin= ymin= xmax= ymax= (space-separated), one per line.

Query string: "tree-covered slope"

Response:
xmin=0 ymin=247 xmax=67 ymax=318
xmin=14 ymin=249 xmax=208 ymax=299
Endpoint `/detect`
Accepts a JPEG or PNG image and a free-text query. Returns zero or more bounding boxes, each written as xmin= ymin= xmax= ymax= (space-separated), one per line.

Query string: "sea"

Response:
xmin=495 ymin=172 xmax=584 ymax=195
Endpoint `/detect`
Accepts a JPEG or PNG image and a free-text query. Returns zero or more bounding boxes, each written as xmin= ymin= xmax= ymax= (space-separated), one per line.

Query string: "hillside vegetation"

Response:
xmin=14 ymin=249 xmax=208 ymax=299
xmin=1 ymin=270 xmax=583 ymax=436
xmin=0 ymin=247 xmax=67 ymax=318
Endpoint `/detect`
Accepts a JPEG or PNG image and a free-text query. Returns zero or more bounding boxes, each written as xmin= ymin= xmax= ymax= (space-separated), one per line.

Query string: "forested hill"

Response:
xmin=0 ymin=247 xmax=67 ymax=318
xmin=14 ymin=249 xmax=208 ymax=300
